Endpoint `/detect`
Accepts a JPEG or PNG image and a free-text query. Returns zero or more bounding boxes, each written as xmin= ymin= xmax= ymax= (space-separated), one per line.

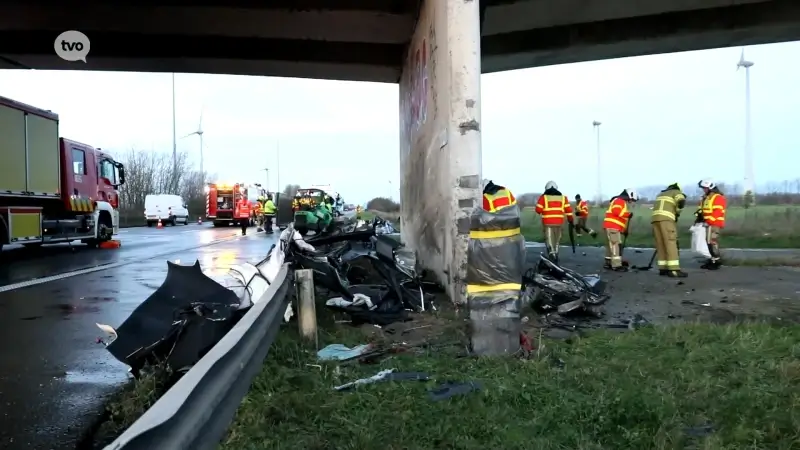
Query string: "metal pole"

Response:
xmin=276 ymin=141 xmax=281 ymax=192
xmin=744 ymin=65 xmax=754 ymax=195
xmin=199 ymin=133 xmax=204 ymax=183
xmin=172 ymin=73 xmax=177 ymax=173
xmin=593 ymin=121 xmax=602 ymax=204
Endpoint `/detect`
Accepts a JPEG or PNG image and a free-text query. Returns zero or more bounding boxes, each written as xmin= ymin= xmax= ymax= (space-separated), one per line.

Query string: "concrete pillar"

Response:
xmin=399 ymin=0 xmax=482 ymax=304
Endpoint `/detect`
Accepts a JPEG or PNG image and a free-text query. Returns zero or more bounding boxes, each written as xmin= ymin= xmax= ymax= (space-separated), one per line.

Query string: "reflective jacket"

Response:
xmin=263 ymin=199 xmax=276 ymax=214
xmin=235 ymin=199 xmax=251 ymax=219
xmin=577 ymin=199 xmax=590 ymax=218
xmin=702 ymin=192 xmax=726 ymax=228
xmin=482 ymin=188 xmax=516 ymax=212
xmin=535 ymin=190 xmax=573 ymax=226
xmin=603 ymin=197 xmax=631 ymax=232
xmin=651 ymin=188 xmax=686 ymax=223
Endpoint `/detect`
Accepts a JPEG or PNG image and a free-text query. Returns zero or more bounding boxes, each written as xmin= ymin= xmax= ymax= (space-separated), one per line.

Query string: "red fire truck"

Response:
xmin=205 ymin=182 xmax=258 ymax=227
xmin=0 ymin=95 xmax=125 ymax=252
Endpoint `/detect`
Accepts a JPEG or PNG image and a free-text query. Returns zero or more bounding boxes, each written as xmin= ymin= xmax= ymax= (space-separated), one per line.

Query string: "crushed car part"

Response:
xmin=99 ymin=261 xmax=242 ymax=376
xmin=522 ymin=256 xmax=609 ymax=314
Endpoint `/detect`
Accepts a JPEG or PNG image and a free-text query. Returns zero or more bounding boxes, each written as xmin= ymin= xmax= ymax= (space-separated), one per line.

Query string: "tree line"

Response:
xmin=115 ymin=148 xmax=209 ymax=226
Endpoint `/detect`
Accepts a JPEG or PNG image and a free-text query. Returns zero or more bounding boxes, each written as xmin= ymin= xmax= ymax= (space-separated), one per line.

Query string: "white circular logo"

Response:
xmin=54 ymin=30 xmax=90 ymax=62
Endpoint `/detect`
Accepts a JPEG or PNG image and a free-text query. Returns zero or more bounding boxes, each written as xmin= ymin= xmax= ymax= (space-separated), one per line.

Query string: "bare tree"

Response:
xmin=114 ymin=148 xmax=201 ymax=226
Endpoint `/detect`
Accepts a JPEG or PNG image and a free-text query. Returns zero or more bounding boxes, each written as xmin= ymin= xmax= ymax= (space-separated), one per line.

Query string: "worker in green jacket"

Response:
xmin=262 ymin=193 xmax=276 ymax=234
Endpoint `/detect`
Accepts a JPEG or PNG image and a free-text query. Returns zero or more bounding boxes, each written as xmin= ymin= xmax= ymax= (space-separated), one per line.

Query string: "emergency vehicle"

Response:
xmin=0 ymin=95 xmax=125 ymax=252
xmin=205 ymin=182 xmax=258 ymax=227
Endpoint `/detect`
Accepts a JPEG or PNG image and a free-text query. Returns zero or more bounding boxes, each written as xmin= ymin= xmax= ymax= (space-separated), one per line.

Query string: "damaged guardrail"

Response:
xmin=105 ymin=263 xmax=292 ymax=450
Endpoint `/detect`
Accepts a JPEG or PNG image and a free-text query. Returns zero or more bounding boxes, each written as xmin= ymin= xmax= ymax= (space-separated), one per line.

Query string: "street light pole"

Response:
xmin=276 ymin=141 xmax=281 ymax=193
xmin=737 ymin=50 xmax=755 ymax=197
xmin=171 ymin=73 xmax=177 ymax=174
xmin=592 ymin=120 xmax=602 ymax=204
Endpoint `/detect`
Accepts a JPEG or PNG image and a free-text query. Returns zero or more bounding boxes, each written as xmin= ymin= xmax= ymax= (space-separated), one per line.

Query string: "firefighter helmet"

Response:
xmin=544 ymin=181 xmax=558 ymax=190
xmin=698 ymin=179 xmax=716 ymax=190
xmin=626 ymin=189 xmax=639 ymax=201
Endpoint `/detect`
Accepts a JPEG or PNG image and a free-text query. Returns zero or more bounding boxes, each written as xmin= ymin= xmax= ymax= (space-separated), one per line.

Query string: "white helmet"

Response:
xmin=698 ymin=179 xmax=716 ymax=190
xmin=544 ymin=181 xmax=558 ymax=190
xmin=626 ymin=189 xmax=639 ymax=201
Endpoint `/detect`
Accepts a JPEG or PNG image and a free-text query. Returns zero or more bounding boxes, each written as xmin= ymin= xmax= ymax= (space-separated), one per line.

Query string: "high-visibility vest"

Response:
xmin=535 ymin=194 xmax=573 ymax=226
xmin=651 ymin=188 xmax=686 ymax=222
xmin=603 ymin=197 xmax=631 ymax=231
xmin=264 ymin=200 xmax=276 ymax=214
xmin=577 ymin=200 xmax=590 ymax=217
xmin=482 ymin=188 xmax=516 ymax=212
xmin=235 ymin=200 xmax=251 ymax=219
xmin=702 ymin=192 xmax=726 ymax=228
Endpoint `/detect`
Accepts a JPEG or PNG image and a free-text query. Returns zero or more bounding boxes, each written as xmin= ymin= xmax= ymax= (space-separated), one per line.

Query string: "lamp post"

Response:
xmin=592 ymin=120 xmax=602 ymax=204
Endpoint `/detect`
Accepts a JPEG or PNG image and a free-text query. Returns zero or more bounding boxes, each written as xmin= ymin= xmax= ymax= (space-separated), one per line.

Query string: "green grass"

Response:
xmin=222 ymin=318 xmax=800 ymax=450
xmin=88 ymin=365 xmax=172 ymax=447
xmin=520 ymin=204 xmax=800 ymax=249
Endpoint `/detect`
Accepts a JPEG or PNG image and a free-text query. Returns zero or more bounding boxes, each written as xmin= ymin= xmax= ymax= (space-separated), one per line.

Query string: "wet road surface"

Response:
xmin=0 ymin=224 xmax=244 ymax=288
xmin=0 ymin=224 xmax=278 ymax=450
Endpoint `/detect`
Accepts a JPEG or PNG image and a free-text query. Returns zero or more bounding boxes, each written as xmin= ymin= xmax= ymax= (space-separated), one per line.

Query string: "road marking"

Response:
xmin=0 ymin=232 xmax=243 ymax=293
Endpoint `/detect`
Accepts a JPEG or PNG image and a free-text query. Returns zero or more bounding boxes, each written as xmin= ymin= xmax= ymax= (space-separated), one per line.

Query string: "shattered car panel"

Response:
xmin=522 ymin=256 xmax=609 ymax=314
xmin=101 ymin=261 xmax=242 ymax=375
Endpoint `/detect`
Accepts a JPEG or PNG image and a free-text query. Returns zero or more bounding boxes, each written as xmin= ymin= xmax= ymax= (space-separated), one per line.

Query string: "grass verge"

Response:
xmin=724 ymin=256 xmax=800 ymax=267
xmin=519 ymin=205 xmax=800 ymax=249
xmin=222 ymin=315 xmax=800 ymax=449
xmin=85 ymin=365 xmax=172 ymax=449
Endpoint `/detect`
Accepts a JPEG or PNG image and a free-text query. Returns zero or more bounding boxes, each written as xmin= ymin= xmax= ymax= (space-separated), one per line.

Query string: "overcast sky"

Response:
xmin=0 ymin=41 xmax=796 ymax=204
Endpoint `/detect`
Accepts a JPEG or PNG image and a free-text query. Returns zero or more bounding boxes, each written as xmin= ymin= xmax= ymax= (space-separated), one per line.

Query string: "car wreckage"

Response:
xmin=96 ymin=215 xmax=610 ymax=377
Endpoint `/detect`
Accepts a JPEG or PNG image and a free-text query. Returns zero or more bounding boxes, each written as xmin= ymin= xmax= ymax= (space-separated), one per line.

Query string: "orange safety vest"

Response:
xmin=535 ymin=194 xmax=573 ymax=226
xmin=702 ymin=192 xmax=727 ymax=228
xmin=482 ymin=188 xmax=516 ymax=212
xmin=577 ymin=199 xmax=590 ymax=217
xmin=603 ymin=197 xmax=631 ymax=232
xmin=235 ymin=200 xmax=251 ymax=219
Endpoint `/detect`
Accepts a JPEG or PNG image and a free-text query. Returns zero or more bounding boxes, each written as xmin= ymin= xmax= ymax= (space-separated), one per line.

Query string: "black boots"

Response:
xmin=701 ymin=259 xmax=721 ymax=270
xmin=666 ymin=270 xmax=688 ymax=278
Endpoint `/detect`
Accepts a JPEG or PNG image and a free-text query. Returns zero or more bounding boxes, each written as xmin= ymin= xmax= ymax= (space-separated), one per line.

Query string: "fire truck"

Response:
xmin=0 ymin=95 xmax=125 ymax=252
xmin=205 ymin=182 xmax=258 ymax=227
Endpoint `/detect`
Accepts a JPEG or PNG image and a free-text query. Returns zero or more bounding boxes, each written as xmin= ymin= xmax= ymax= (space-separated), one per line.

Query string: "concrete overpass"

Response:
xmin=1 ymin=0 xmax=799 ymax=301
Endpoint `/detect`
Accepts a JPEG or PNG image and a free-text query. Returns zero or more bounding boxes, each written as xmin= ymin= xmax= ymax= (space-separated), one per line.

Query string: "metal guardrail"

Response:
xmin=106 ymin=263 xmax=292 ymax=450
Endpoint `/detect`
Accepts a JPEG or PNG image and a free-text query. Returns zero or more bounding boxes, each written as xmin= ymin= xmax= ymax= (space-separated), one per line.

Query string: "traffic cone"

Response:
xmin=157 ymin=219 xmax=163 ymax=229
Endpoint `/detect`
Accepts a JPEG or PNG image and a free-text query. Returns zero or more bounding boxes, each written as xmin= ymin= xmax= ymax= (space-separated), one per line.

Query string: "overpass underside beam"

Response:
xmin=398 ymin=0 xmax=481 ymax=304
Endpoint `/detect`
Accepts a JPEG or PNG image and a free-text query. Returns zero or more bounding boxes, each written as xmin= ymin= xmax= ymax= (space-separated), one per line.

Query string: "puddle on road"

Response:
xmin=63 ymin=369 xmax=130 ymax=386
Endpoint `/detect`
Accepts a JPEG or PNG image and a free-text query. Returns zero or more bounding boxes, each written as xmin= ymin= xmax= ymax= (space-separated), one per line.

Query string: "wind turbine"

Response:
xmin=737 ymin=49 xmax=755 ymax=198
xmin=182 ymin=109 xmax=205 ymax=181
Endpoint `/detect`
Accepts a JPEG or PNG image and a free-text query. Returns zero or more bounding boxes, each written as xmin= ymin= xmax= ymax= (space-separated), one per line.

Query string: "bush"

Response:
xmin=367 ymin=197 xmax=400 ymax=212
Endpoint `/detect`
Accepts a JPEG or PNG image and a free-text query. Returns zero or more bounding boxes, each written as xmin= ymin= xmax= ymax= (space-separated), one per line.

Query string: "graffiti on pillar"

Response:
xmin=401 ymin=38 xmax=429 ymax=142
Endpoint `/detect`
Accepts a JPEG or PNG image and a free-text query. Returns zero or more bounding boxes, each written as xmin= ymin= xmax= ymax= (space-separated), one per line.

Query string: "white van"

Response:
xmin=144 ymin=194 xmax=190 ymax=226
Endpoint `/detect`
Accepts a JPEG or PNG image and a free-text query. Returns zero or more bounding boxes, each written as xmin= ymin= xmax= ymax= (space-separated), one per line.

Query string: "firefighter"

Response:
xmin=697 ymin=179 xmax=727 ymax=270
xmin=603 ymin=189 xmax=638 ymax=271
xmin=482 ymin=180 xmax=516 ymax=212
xmin=263 ymin=193 xmax=277 ymax=234
xmin=253 ymin=194 xmax=264 ymax=231
xmin=300 ymin=192 xmax=313 ymax=209
xmin=574 ymin=194 xmax=597 ymax=238
xmin=292 ymin=192 xmax=301 ymax=212
xmin=534 ymin=181 xmax=573 ymax=264
xmin=234 ymin=196 xmax=251 ymax=235
xmin=356 ymin=204 xmax=363 ymax=219
xmin=651 ymin=183 xmax=687 ymax=277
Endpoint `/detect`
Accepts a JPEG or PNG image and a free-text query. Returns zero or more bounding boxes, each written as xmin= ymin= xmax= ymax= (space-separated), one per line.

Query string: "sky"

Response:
xmin=0 ymin=41 xmax=797 ymax=204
